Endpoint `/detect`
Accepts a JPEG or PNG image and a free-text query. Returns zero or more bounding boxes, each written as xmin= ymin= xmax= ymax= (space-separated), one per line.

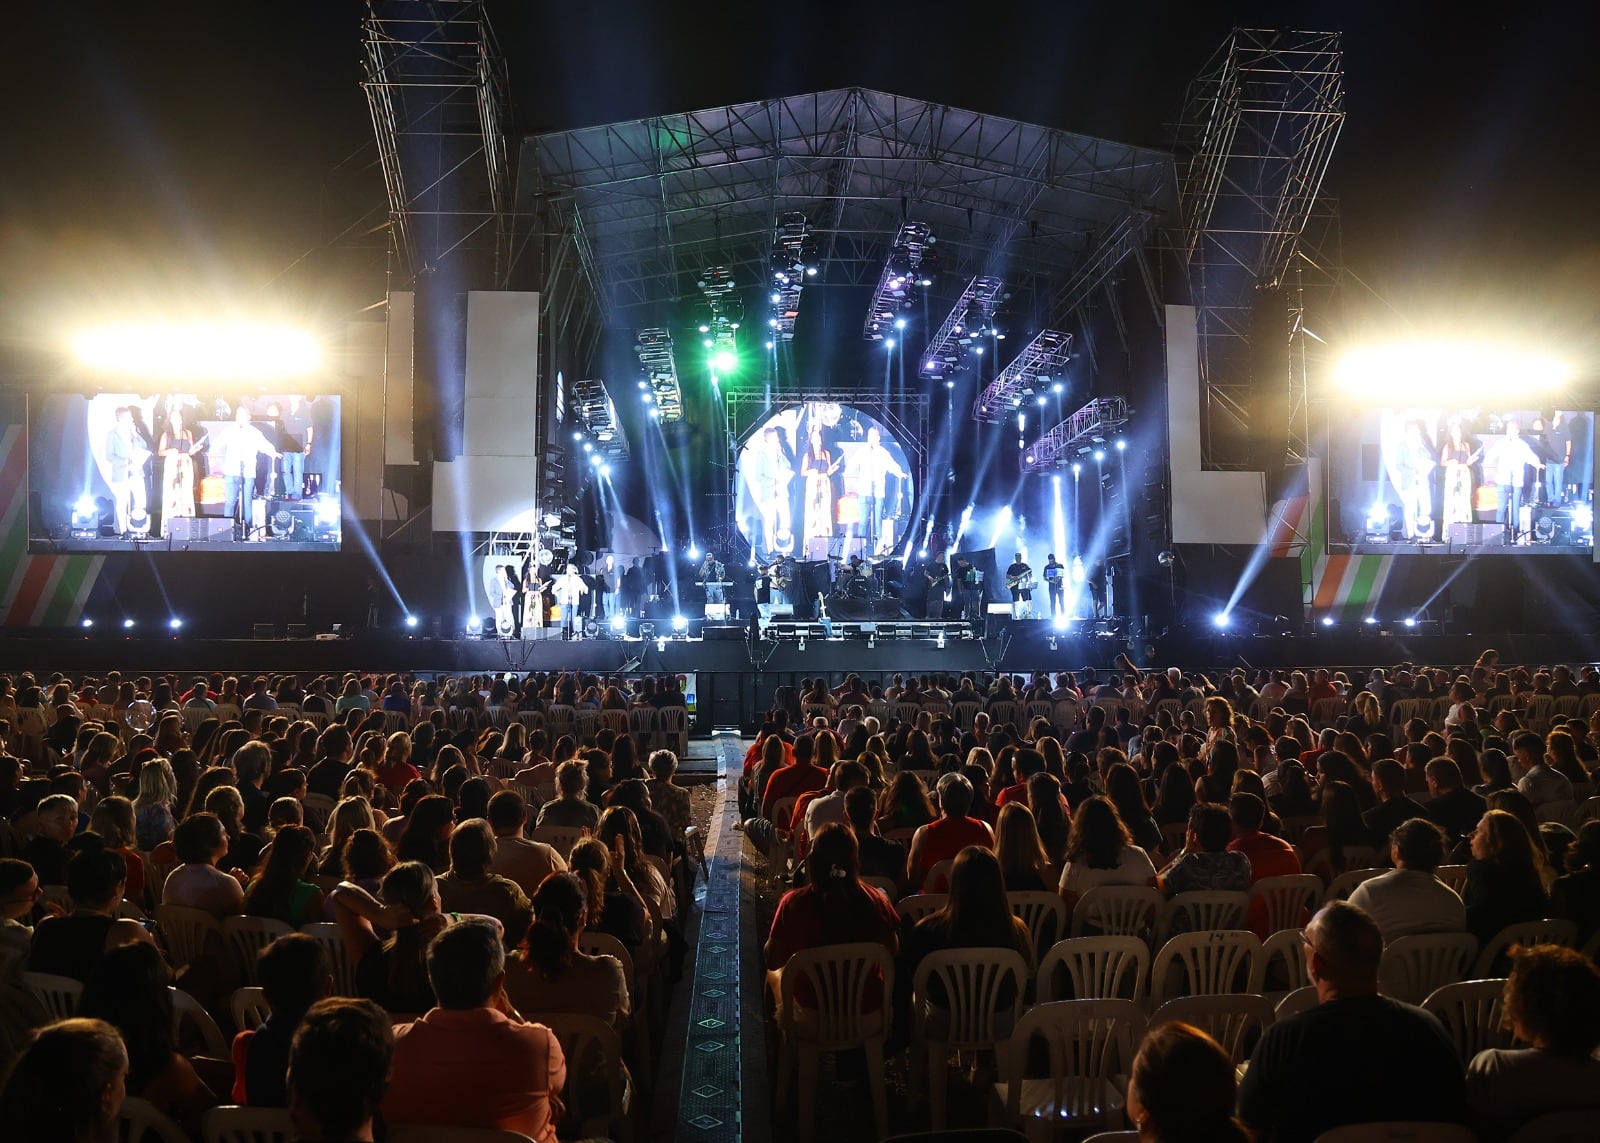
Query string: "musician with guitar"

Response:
xmin=105 ymin=405 xmax=152 ymax=537
xmin=697 ymin=551 xmax=728 ymax=606
xmin=923 ymin=558 xmax=951 ymax=619
xmin=1005 ymin=552 xmax=1036 ymax=619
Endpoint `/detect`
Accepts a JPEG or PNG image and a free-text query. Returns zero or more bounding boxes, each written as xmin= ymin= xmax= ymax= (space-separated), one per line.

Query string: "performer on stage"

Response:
xmin=157 ymin=407 xmax=203 ymax=536
xmin=622 ymin=557 xmax=645 ymax=616
xmin=1005 ymin=552 xmax=1035 ymax=619
xmin=211 ymin=405 xmax=280 ymax=537
xmin=799 ymin=425 xmax=838 ymax=553
xmin=844 ymin=425 xmax=907 ymax=555
xmin=748 ymin=427 xmax=795 ymax=556
xmin=1088 ymin=564 xmax=1107 ymax=619
xmin=1440 ymin=419 xmax=1480 ymax=527
xmin=1397 ymin=419 xmax=1438 ymax=540
xmin=955 ymin=557 xmax=983 ymax=623
xmin=1488 ymin=419 xmax=1544 ymax=541
xmin=105 ymin=405 xmax=150 ymax=537
xmin=498 ymin=563 xmax=524 ymax=639
xmin=277 ymin=396 xmax=314 ymax=500
xmin=1043 ymin=553 xmax=1066 ymax=619
xmin=924 ymin=558 xmax=951 ymax=620
xmin=697 ymin=551 xmax=726 ymax=606
xmin=552 ymin=564 xmax=588 ymax=640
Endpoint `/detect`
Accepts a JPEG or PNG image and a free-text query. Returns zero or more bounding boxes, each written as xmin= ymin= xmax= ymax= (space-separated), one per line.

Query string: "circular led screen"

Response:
xmin=735 ymin=401 xmax=914 ymax=563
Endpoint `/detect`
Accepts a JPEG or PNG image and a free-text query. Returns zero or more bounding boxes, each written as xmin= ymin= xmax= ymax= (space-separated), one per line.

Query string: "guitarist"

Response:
xmin=1005 ymin=551 xmax=1035 ymax=619
xmin=923 ymin=558 xmax=951 ymax=620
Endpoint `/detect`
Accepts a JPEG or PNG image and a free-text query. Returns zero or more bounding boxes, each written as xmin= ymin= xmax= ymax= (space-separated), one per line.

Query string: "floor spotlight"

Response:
xmin=168 ymin=618 xmax=183 ymax=631
xmin=81 ymin=617 xmax=94 ymax=629
xmin=672 ymin=615 xmax=688 ymax=633
xmin=1212 ymin=612 xmax=1230 ymax=629
xmin=466 ymin=616 xmax=483 ymax=636
xmin=1363 ymin=616 xmax=1379 ymax=626
xmin=1052 ymin=614 xmax=1068 ymax=631
xmin=1321 ymin=616 xmax=1335 ymax=628
xmin=1403 ymin=617 xmax=1417 ymax=628
xmin=405 ymin=615 xmax=419 ymax=629
xmin=610 ymin=613 xmax=627 ymax=633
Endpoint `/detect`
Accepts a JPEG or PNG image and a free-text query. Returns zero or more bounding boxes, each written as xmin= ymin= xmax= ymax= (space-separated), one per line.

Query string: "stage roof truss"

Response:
xmin=517 ymin=88 xmax=1177 ymax=333
xmin=572 ymin=378 xmax=630 ymax=462
xmin=634 ymin=327 xmax=682 ymax=423
xmin=973 ymin=328 xmax=1075 ymax=423
xmin=1020 ymin=397 xmax=1130 ymax=474
xmin=863 ymin=221 xmax=934 ymax=340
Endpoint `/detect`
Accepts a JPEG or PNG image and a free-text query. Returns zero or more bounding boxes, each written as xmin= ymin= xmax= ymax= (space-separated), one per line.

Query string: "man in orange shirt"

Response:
xmin=1228 ymin=792 xmax=1305 ymax=937
xmin=907 ymin=772 xmax=994 ymax=890
xmin=383 ymin=919 xmax=567 ymax=1142
xmin=760 ymin=735 xmax=828 ymax=821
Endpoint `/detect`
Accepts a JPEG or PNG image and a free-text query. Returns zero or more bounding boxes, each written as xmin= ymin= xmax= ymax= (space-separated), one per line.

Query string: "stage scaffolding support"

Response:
xmin=1174 ymin=28 xmax=1344 ymax=469
xmin=972 ymin=329 xmax=1075 ymax=424
xmin=1020 ymin=398 xmax=1131 ymax=474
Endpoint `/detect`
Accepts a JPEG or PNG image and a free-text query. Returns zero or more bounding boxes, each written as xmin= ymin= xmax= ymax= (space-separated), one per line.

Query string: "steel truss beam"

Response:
xmin=1174 ymin=28 xmax=1344 ymax=467
xmin=634 ymin=328 xmax=683 ymax=423
xmin=920 ymin=276 xmax=1005 ymax=380
xmin=572 ymin=379 xmax=630 ymax=462
xmin=863 ymin=221 xmax=934 ymax=340
xmin=973 ymin=329 xmax=1075 ymax=424
xmin=1020 ymin=398 xmax=1130 ymax=474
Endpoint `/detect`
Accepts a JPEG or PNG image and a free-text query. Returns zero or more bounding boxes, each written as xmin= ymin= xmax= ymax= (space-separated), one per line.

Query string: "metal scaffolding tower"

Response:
xmin=1175 ymin=28 xmax=1344 ymax=468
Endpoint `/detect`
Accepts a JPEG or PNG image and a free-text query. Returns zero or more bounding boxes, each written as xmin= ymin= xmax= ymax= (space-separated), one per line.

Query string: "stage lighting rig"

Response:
xmin=634 ymin=328 xmax=682 ymax=422
xmin=1018 ymin=397 xmax=1130 ymax=474
xmin=920 ymin=276 xmax=1004 ymax=379
xmin=864 ymin=222 xmax=934 ymax=341
xmin=973 ymin=329 xmax=1073 ymax=422
xmin=769 ymin=212 xmax=815 ymax=342
xmin=571 ymin=379 xmax=630 ymax=462
xmin=697 ymin=265 xmax=743 ymax=373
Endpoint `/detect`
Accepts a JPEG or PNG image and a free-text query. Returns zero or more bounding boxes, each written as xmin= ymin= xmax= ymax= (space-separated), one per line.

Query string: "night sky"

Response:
xmin=3 ymin=1 xmax=1597 ymax=370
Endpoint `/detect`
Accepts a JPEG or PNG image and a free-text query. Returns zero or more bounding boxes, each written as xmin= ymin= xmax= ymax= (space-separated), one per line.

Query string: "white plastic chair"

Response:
xmin=1254 ymin=928 xmax=1311 ymax=995
xmin=911 ymin=946 xmax=1029 ymax=1129
xmin=1322 ymin=866 xmax=1385 ymax=903
xmin=1009 ymin=891 xmax=1069 ymax=960
xmin=1472 ymin=918 xmax=1578 ymax=977
xmin=202 ymin=1104 xmax=296 ymax=1143
xmin=21 ymin=971 xmax=82 ymax=1022
xmin=1150 ymin=930 xmax=1262 ymax=1005
xmin=121 ymin=1097 xmax=190 ymax=1143
xmin=154 ymin=903 xmax=220 ymax=974
xmin=543 ymin=1012 xmax=632 ymax=1143
xmin=1421 ymin=978 xmax=1512 ymax=1064
xmin=992 ymin=998 xmax=1147 ymax=1143
xmin=897 ymin=893 xmax=948 ymax=925
xmin=531 ymin=825 xmax=587 ymax=860
xmin=1155 ymin=890 xmax=1251 ymax=945
xmin=1069 ymin=885 xmax=1163 ymax=941
xmin=171 ymin=986 xmax=229 ymax=1057
xmin=862 ymin=875 xmax=899 ymax=901
xmin=1312 ymin=1123 xmax=1476 ymax=1142
xmin=299 ymin=922 xmax=359 ymax=998
xmin=775 ymin=941 xmax=894 ymax=1143
xmin=1082 ymin=1133 xmax=1140 ymax=1143
xmin=222 ymin=915 xmax=294 ymax=986
xmin=1378 ymin=933 xmax=1479 ymax=1006
xmin=1035 ymin=937 xmax=1150 ymax=1003
xmin=1248 ymin=874 xmax=1322 ymax=935
xmin=231 ymin=986 xmax=271 ymax=1032
xmin=1148 ymin=993 xmax=1275 ymax=1068
xmin=659 ymin=706 xmax=689 ymax=753
xmin=925 ymin=858 xmax=955 ymax=893
xmin=1434 ymin=864 xmax=1468 ymax=894
xmin=1274 ymin=985 xmax=1319 ymax=1021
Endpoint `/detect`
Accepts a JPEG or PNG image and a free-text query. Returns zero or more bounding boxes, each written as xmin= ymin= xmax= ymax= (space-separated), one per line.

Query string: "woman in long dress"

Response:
xmin=1440 ymin=418 xmax=1481 ymax=526
xmin=158 ymin=408 xmax=200 ymax=534
xmin=799 ymin=425 xmax=837 ymax=548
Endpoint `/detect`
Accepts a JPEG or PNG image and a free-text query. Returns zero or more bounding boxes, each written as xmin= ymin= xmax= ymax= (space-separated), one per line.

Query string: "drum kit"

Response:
xmin=830 ymin=555 xmax=888 ymax=601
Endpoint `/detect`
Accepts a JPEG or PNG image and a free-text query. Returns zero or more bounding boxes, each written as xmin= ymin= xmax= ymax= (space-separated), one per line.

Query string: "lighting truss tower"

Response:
xmin=863 ymin=222 xmax=934 ymax=340
xmin=361 ymin=0 xmax=513 ymax=285
xmin=919 ymin=276 xmax=1005 ymax=381
xmin=572 ymin=379 xmax=630 ymax=463
xmin=972 ymin=329 xmax=1074 ymax=423
xmin=1175 ymin=28 xmax=1344 ymax=467
xmin=768 ymin=212 xmax=816 ymax=342
xmin=634 ymin=329 xmax=682 ymax=422
xmin=697 ymin=265 xmax=742 ymax=363
xmin=1020 ymin=398 xmax=1131 ymax=474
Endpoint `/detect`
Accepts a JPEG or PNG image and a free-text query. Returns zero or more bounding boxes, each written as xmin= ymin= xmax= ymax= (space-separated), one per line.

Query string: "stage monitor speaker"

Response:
xmin=253 ymin=623 xmax=276 ymax=640
xmin=287 ymin=623 xmax=312 ymax=639
xmin=703 ymin=625 xmax=745 ymax=641
xmin=168 ymin=517 xmax=235 ymax=543
xmin=1446 ymin=523 xmax=1506 ymax=548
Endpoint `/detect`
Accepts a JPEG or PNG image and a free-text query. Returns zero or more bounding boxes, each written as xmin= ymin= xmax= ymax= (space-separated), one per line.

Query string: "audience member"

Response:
xmin=286 ymin=998 xmax=394 ymax=1143
xmin=1347 ymin=817 xmax=1466 ymax=943
xmin=0 ymin=1017 xmax=129 ymax=1143
xmin=231 ymin=932 xmax=330 ymax=1107
xmin=504 ymin=871 xmax=630 ymax=1027
xmin=437 ymin=818 xmax=532 ymax=938
xmin=1058 ymin=795 xmax=1158 ymax=910
xmin=1464 ymin=810 xmax=1551 ymax=947
xmin=1128 ymin=1021 xmax=1251 ymax=1143
xmin=1159 ymin=803 xmax=1252 ymax=895
xmin=906 ymin=773 xmax=994 ymax=890
xmin=162 ymin=813 xmax=245 ymax=918
xmin=486 ymin=790 xmax=567 ymax=896
xmin=28 ymin=846 xmax=152 ymax=981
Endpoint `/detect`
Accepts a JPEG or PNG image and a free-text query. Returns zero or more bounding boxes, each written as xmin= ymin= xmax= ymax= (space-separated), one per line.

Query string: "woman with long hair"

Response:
xmin=505 ymin=872 xmax=630 ymax=1027
xmin=318 ymin=797 xmax=376 ymax=876
xmin=393 ymin=794 xmax=454 ymax=873
xmin=993 ymin=803 xmax=1053 ymax=892
xmin=567 ymin=837 xmax=652 ymax=959
xmin=157 ymin=406 xmax=199 ymax=532
xmin=0 ymin=1017 xmax=130 ymax=1143
xmin=76 ymin=942 xmax=216 ymax=1133
xmin=597 ymin=806 xmax=671 ymax=925
xmin=1058 ymin=795 xmax=1158 ymax=911
xmin=242 ymin=824 xmax=324 ymax=927
xmin=1299 ymin=780 xmax=1377 ymax=878
xmin=1464 ymin=809 xmax=1552 ymax=945
xmin=329 ymin=860 xmax=444 ymax=1015
xmin=1026 ymin=772 xmax=1071 ymax=862
xmin=131 ymin=758 xmax=179 ymax=851
xmin=765 ymin=822 xmax=900 ymax=989
xmin=1105 ymin=762 xmax=1164 ymax=857
xmin=1152 ymin=761 xmax=1198 ymax=828
xmin=876 ymin=771 xmax=937 ymax=834
xmin=1475 ymin=747 xmax=1516 ymax=796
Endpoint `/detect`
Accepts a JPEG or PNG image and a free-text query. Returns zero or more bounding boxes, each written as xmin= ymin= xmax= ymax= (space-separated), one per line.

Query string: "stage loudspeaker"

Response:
xmin=253 ymin=623 xmax=276 ymax=640
xmin=287 ymin=623 xmax=312 ymax=639
xmin=703 ymin=625 xmax=745 ymax=641
xmin=413 ymin=267 xmax=467 ymax=462
xmin=1249 ymin=285 xmax=1291 ymax=501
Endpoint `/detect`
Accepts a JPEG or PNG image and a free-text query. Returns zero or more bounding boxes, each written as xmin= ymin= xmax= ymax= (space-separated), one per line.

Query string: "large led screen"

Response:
xmin=735 ymin=401 xmax=915 ymax=563
xmin=30 ymin=393 xmax=341 ymax=551
xmin=1327 ymin=406 xmax=1593 ymax=554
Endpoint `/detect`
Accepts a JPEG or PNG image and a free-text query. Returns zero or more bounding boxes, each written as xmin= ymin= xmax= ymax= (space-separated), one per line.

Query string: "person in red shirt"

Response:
xmin=374 ymin=731 xmax=422 ymax=791
xmin=761 ymin=735 xmax=828 ymax=821
xmin=993 ymin=748 xmax=1045 ymax=810
xmin=1228 ymin=792 xmax=1305 ymax=937
xmin=907 ymin=772 xmax=994 ymax=890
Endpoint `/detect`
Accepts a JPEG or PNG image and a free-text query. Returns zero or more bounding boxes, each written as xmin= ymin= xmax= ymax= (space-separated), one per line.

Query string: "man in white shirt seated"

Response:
xmin=803 ymin=760 xmax=870 ymax=837
xmin=1512 ymin=731 xmax=1574 ymax=812
xmin=1347 ymin=818 xmax=1466 ymax=944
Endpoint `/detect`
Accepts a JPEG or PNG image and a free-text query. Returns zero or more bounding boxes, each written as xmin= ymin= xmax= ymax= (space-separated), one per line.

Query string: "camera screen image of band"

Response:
xmin=1327 ymin=406 xmax=1594 ymax=552
xmin=29 ymin=392 xmax=342 ymax=550
xmin=735 ymin=401 xmax=915 ymax=563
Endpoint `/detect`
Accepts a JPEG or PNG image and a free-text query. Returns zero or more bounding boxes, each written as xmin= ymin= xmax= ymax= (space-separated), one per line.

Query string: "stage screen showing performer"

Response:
xmin=1328 ymin=406 xmax=1594 ymax=554
xmin=734 ymin=401 xmax=915 ymax=564
xmin=29 ymin=391 xmax=342 ymax=551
